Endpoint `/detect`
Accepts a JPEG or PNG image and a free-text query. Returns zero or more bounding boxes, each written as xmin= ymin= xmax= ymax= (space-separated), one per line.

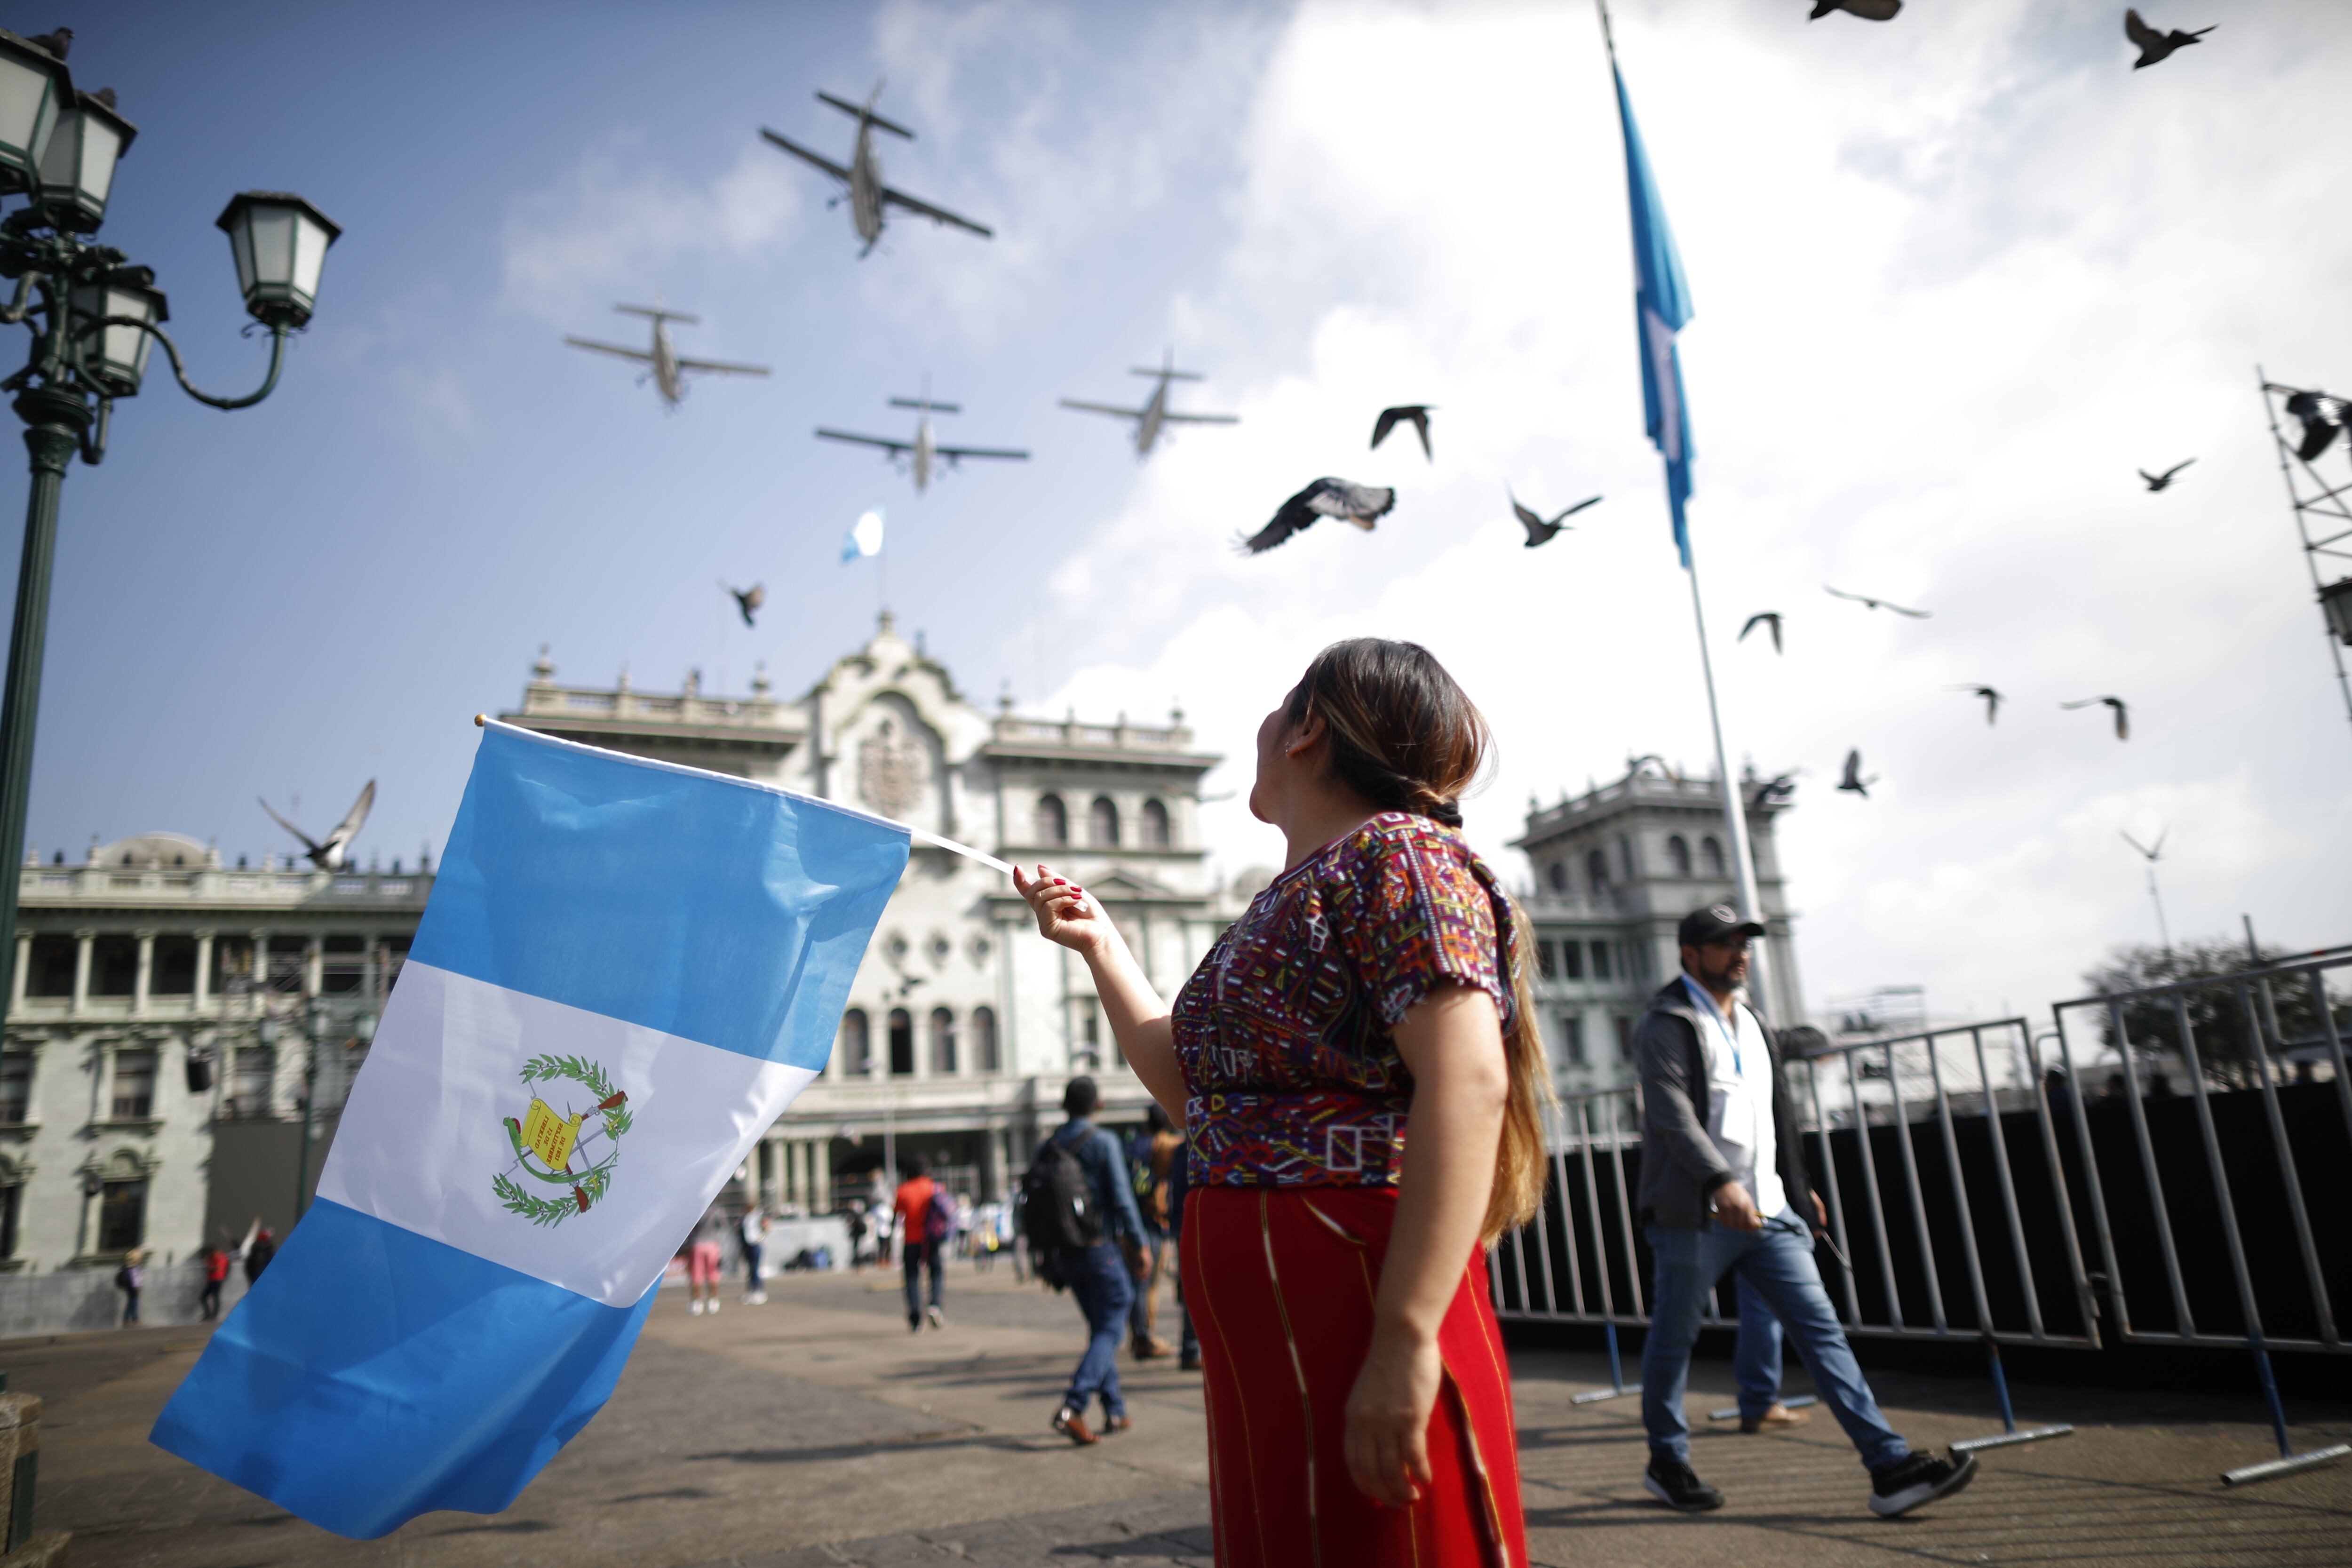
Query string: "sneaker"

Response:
xmin=926 ymin=1304 xmax=945 ymax=1329
xmin=1052 ymin=1405 xmax=1098 ymax=1446
xmin=707 ymin=1299 xmax=719 ymax=1315
xmin=1644 ymin=1457 xmax=1724 ymax=1512
xmin=1179 ymin=1351 xmax=1202 ymax=1372
xmin=908 ymin=1316 xmax=922 ymax=1333
xmin=1740 ymin=1402 xmax=1812 ymax=1433
xmin=1869 ymin=1450 xmax=1978 ymax=1518
xmin=689 ymin=1299 xmax=705 ymax=1317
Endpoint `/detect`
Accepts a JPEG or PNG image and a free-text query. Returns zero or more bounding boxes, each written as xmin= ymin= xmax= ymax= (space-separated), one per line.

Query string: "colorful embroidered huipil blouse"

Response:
xmin=1174 ymin=813 xmax=1517 ymax=1187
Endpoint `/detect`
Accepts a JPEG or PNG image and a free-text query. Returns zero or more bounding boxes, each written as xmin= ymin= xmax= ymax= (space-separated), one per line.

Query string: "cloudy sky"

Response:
xmin=23 ymin=0 xmax=2351 ymax=1022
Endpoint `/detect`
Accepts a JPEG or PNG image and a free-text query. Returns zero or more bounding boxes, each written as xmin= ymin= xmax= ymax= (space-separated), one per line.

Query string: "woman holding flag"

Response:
xmin=1015 ymin=638 xmax=1545 ymax=1568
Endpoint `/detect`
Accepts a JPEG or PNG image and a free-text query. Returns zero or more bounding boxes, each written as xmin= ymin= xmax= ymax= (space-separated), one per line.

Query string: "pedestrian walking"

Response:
xmin=199 ymin=1241 xmax=232 ymax=1321
xmin=845 ymin=1202 xmax=869 ymax=1270
xmin=685 ymin=1203 xmax=726 ymax=1316
xmin=1021 ymin=1075 xmax=1146 ymax=1444
xmin=740 ymin=1204 xmax=768 ymax=1305
xmin=894 ymin=1155 xmax=945 ymax=1330
xmin=1633 ymin=903 xmax=1977 ymax=1519
xmin=1127 ymin=1102 xmax=1182 ymax=1360
xmin=1016 ymin=638 xmax=1548 ymax=1566
xmin=115 ymin=1248 xmax=144 ymax=1326
xmin=243 ymin=1225 xmax=276 ymax=1285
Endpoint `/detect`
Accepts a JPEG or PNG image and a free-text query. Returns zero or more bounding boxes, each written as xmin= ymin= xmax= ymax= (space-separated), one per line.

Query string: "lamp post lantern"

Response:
xmin=0 ymin=28 xmax=338 ymax=1008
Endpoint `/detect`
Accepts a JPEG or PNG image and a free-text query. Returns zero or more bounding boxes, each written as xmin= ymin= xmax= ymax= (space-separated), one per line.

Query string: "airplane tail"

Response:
xmin=889 ymin=396 xmax=961 ymax=414
xmin=613 ymin=304 xmax=699 ymax=324
xmin=816 ymin=88 xmax=914 ymax=140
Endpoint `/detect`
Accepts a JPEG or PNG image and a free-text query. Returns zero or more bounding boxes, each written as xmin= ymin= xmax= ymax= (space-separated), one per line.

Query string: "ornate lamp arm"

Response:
xmin=97 ymin=315 xmax=290 ymax=410
xmin=0 ymin=271 xmax=49 ymax=326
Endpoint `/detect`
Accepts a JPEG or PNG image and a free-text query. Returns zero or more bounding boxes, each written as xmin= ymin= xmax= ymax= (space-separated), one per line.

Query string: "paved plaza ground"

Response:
xmin=12 ymin=1262 xmax=2351 ymax=1567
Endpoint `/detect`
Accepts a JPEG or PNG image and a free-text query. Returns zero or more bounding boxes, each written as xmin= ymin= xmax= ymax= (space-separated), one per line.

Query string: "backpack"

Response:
xmin=113 ymin=1265 xmax=133 ymax=1291
xmin=926 ymin=1188 xmax=955 ymax=1243
xmin=1020 ymin=1133 xmax=1103 ymax=1255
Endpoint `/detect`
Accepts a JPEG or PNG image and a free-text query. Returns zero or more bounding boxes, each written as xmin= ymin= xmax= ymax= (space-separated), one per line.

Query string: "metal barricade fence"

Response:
xmin=2049 ymin=947 xmax=2352 ymax=1483
xmin=1493 ymin=1019 xmax=2093 ymax=1448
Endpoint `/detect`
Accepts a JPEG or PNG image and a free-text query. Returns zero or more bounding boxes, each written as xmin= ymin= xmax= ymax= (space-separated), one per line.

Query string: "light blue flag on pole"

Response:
xmin=150 ymin=722 xmax=919 ymax=1538
xmin=1611 ymin=63 xmax=1696 ymax=567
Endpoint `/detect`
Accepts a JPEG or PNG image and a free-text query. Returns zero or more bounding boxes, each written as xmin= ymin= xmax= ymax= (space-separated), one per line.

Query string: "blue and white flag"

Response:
xmin=151 ymin=722 xmax=915 ymax=1538
xmin=1611 ymin=63 xmax=1696 ymax=567
xmin=841 ymin=504 xmax=884 ymax=563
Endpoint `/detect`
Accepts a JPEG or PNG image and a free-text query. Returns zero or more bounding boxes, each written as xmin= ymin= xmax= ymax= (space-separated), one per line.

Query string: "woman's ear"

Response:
xmin=1282 ymin=709 xmax=1326 ymax=761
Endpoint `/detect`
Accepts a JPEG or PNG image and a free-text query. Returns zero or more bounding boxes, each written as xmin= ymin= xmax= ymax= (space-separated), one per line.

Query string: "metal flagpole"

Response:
xmin=1597 ymin=0 xmax=1781 ymax=1022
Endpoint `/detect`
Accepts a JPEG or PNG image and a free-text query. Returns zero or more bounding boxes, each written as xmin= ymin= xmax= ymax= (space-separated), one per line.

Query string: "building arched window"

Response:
xmin=1586 ymin=849 xmax=1610 ymax=890
xmin=1667 ymin=835 xmax=1692 ymax=876
xmin=929 ymin=1007 xmax=957 ymax=1075
xmin=839 ymin=1009 xmax=871 ymax=1076
xmin=1140 ymin=799 xmax=1170 ymax=848
xmin=1037 ymin=793 xmax=1068 ymax=846
xmin=888 ymin=1008 xmax=914 ymax=1077
xmin=971 ymin=1006 xmax=999 ymax=1073
xmin=1701 ymin=836 xmax=1725 ymax=877
xmin=1548 ymin=860 xmax=1569 ymax=893
xmin=1089 ymin=796 xmax=1120 ymax=847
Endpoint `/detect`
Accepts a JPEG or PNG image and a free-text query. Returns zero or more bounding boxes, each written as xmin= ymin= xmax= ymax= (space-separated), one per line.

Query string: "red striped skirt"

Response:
xmin=1181 ymin=1186 xmax=1528 ymax=1568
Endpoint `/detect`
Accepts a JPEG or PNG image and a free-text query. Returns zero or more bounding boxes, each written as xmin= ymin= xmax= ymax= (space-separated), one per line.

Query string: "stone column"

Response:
xmin=10 ymin=932 xmax=26 ymax=1012
xmin=766 ymin=1138 xmax=786 ymax=1213
xmin=70 ymin=930 xmax=92 ymax=1016
xmin=133 ymin=930 xmax=155 ymax=1016
xmin=815 ymin=1138 xmax=833 ymax=1213
xmin=304 ymin=936 xmax=323 ymax=999
xmin=193 ymin=930 xmax=214 ymax=1010
xmin=982 ymin=1119 xmax=1005 ymax=1202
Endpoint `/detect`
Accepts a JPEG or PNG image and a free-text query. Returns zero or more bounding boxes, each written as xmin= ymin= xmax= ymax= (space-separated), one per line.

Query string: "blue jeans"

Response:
xmin=902 ymin=1238 xmax=941 ymax=1323
xmin=1642 ymin=1210 xmax=1907 ymax=1472
xmin=1734 ymin=1274 xmax=1783 ymax=1418
xmin=1061 ymin=1242 xmax=1134 ymax=1419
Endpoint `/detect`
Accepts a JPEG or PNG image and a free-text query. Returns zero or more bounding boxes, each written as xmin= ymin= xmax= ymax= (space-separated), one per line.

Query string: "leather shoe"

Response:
xmin=1052 ymin=1405 xmax=1098 ymax=1445
xmin=1131 ymin=1335 xmax=1174 ymax=1360
xmin=1740 ymin=1401 xmax=1812 ymax=1433
xmin=1101 ymin=1412 xmax=1132 ymax=1435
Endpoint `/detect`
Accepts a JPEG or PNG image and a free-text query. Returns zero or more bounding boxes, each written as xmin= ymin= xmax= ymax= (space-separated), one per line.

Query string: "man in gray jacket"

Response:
xmin=1634 ymin=904 xmax=1976 ymax=1519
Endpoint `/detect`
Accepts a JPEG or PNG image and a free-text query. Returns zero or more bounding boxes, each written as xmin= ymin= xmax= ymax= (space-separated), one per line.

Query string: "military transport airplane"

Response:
xmin=760 ymin=82 xmax=992 ymax=256
xmin=815 ymin=383 xmax=1027 ymax=494
xmin=564 ymin=304 xmax=770 ymax=408
xmin=1059 ymin=350 xmax=1240 ymax=458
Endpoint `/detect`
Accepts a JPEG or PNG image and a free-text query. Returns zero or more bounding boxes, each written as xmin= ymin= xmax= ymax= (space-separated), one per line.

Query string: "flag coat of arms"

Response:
xmin=151 ymin=722 xmax=912 ymax=1538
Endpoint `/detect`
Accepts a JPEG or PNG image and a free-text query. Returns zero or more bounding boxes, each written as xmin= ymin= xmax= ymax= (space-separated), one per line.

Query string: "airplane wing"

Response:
xmin=565 ymin=337 xmax=655 ymax=363
xmin=1059 ymin=399 xmax=1144 ymax=421
xmin=815 ymin=428 xmax=914 ymax=455
xmin=1161 ymin=412 xmax=1240 ymax=425
xmin=759 ymin=127 xmax=851 ymax=184
xmin=879 ymin=184 xmax=993 ymax=239
xmin=935 ymin=444 xmax=1029 ymax=462
xmin=675 ymin=357 xmax=772 ymax=378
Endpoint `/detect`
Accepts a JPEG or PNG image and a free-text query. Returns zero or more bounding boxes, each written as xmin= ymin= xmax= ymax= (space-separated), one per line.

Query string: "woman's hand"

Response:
xmin=1343 ymin=1324 xmax=1443 ymax=1507
xmin=1013 ymin=863 xmax=1108 ymax=957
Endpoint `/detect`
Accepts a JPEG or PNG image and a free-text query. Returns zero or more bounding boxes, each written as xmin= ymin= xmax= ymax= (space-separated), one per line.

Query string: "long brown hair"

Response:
xmin=1285 ymin=638 xmax=1552 ymax=1242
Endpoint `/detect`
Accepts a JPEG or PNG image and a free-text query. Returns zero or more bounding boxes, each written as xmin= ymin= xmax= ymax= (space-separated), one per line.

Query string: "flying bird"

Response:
xmin=1239 ymin=478 xmax=1396 ymax=556
xmin=2061 ymin=695 xmax=2131 ymax=740
xmin=1739 ymin=612 xmax=1784 ymax=654
xmin=2139 ymin=459 xmax=2195 ymax=491
xmin=1750 ymin=772 xmax=1796 ymax=807
xmin=1953 ymin=685 xmax=2004 ymax=725
xmin=2126 ymin=9 xmax=2213 ymax=68
xmin=1809 ymin=0 xmax=1901 ymax=18
xmin=1371 ymin=405 xmax=1435 ymax=462
xmin=259 ymin=780 xmax=377 ymax=871
xmin=1510 ymin=490 xmax=1601 ymax=548
xmin=1825 ymin=585 xmax=1931 ymax=618
xmin=2275 ymin=387 xmax=2349 ymax=462
xmin=24 ymin=28 xmax=70 ymax=58
xmin=1836 ymin=750 xmax=1878 ymax=798
xmin=722 ymin=581 xmax=765 ymax=627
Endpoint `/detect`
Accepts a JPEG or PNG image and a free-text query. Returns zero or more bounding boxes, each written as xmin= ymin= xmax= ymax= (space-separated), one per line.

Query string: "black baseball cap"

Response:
xmin=1678 ymin=904 xmax=1765 ymax=948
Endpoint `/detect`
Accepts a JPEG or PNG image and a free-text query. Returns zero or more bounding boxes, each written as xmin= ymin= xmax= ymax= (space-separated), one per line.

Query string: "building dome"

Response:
xmin=90 ymin=831 xmax=212 ymax=869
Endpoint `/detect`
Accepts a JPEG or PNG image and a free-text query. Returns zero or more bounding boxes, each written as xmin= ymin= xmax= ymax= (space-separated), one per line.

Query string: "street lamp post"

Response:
xmin=0 ymin=28 xmax=340 ymax=1006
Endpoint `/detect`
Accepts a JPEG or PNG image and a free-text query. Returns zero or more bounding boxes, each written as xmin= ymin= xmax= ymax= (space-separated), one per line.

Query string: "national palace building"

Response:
xmin=0 ymin=614 xmax=1806 ymax=1275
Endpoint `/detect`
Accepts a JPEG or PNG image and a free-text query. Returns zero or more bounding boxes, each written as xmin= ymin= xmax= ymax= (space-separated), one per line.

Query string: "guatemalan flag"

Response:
xmin=151 ymin=721 xmax=913 ymax=1537
xmin=1611 ymin=60 xmax=1696 ymax=568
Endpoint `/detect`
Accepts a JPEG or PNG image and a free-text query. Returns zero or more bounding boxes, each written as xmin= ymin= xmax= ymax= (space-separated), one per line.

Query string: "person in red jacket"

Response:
xmin=200 ymin=1242 xmax=232 ymax=1321
xmin=894 ymin=1155 xmax=945 ymax=1331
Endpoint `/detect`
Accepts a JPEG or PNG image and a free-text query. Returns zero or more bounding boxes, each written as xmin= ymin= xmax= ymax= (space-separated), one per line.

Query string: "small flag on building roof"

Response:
xmin=150 ymin=720 xmax=919 ymax=1538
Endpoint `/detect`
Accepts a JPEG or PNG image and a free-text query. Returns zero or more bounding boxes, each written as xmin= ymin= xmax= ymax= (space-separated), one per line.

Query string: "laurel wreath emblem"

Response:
xmin=493 ymin=1054 xmax=631 ymax=1227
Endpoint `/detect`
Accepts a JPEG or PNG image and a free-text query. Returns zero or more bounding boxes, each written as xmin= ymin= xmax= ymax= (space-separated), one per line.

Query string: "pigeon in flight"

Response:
xmin=1239 ymin=478 xmax=1396 ymax=556
xmin=2275 ymin=388 xmax=2349 ymax=462
xmin=2139 ymin=459 xmax=2194 ymax=491
xmin=1836 ymin=749 xmax=1878 ymax=798
xmin=1739 ymin=612 xmax=1784 ymax=654
xmin=1810 ymin=0 xmax=1901 ymax=18
xmin=260 ymin=780 xmax=377 ymax=871
xmin=1825 ymin=585 xmax=1931 ymax=618
xmin=2126 ymin=9 xmax=2213 ymax=68
xmin=1511 ymin=490 xmax=1601 ymax=548
xmin=1750 ymin=772 xmax=1796 ymax=806
xmin=723 ymin=581 xmax=766 ymax=627
xmin=2062 ymin=695 xmax=2131 ymax=740
xmin=1371 ymin=406 xmax=1435 ymax=462
xmin=1953 ymin=685 xmax=2003 ymax=724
